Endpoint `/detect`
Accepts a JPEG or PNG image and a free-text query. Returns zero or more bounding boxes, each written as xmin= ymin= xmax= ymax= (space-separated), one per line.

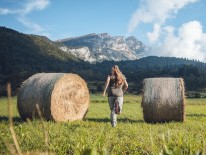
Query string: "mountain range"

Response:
xmin=0 ymin=26 xmax=206 ymax=95
xmin=56 ymin=33 xmax=148 ymax=63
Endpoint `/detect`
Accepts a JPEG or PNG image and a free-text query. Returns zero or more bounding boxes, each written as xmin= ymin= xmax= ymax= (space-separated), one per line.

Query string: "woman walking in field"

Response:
xmin=102 ymin=65 xmax=128 ymax=127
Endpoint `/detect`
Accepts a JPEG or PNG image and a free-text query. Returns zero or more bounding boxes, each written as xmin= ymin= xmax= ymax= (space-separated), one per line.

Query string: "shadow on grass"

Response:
xmin=186 ymin=114 xmax=206 ymax=117
xmin=85 ymin=117 xmax=144 ymax=123
xmin=0 ymin=116 xmax=23 ymax=124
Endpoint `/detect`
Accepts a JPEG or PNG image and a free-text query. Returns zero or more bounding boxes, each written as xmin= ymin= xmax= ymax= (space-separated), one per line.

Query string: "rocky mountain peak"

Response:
xmin=57 ymin=33 xmax=147 ymax=63
xmin=97 ymin=33 xmax=111 ymax=39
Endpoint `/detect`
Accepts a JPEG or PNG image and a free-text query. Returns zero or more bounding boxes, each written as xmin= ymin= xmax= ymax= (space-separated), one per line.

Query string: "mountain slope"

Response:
xmin=56 ymin=33 xmax=148 ymax=63
xmin=0 ymin=26 xmax=81 ymax=95
xmin=0 ymin=26 xmax=80 ymax=73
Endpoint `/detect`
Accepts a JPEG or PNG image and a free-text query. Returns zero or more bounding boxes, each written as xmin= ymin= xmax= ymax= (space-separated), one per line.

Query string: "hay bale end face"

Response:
xmin=141 ymin=78 xmax=185 ymax=123
xmin=17 ymin=73 xmax=90 ymax=122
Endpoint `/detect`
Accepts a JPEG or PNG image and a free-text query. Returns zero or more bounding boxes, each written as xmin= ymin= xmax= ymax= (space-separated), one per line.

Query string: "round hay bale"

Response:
xmin=17 ymin=73 xmax=90 ymax=122
xmin=141 ymin=78 xmax=185 ymax=123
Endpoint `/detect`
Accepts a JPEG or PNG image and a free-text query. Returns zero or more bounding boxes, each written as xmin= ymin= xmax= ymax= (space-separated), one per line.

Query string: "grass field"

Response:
xmin=0 ymin=94 xmax=206 ymax=154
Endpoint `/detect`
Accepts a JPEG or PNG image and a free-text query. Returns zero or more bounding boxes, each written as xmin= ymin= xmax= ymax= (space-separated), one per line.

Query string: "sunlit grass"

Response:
xmin=0 ymin=94 xmax=206 ymax=154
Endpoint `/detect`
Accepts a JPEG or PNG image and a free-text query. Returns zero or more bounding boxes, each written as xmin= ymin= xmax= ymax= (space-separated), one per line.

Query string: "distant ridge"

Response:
xmin=56 ymin=33 xmax=97 ymax=42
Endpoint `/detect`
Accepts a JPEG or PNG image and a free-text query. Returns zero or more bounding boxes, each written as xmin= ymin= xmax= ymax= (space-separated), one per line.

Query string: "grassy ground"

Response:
xmin=0 ymin=94 xmax=206 ymax=154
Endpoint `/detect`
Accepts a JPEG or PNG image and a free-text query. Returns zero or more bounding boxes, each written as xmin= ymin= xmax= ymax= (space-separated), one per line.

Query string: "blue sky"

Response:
xmin=0 ymin=0 xmax=206 ymax=61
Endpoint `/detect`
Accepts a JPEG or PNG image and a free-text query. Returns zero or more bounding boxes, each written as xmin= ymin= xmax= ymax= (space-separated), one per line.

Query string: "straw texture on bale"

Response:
xmin=141 ymin=78 xmax=185 ymax=123
xmin=17 ymin=73 xmax=90 ymax=122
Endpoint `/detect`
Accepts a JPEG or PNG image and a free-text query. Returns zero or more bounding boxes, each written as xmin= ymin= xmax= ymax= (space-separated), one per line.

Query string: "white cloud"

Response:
xmin=128 ymin=0 xmax=198 ymax=33
xmin=0 ymin=8 xmax=15 ymax=15
xmin=21 ymin=0 xmax=50 ymax=15
xmin=147 ymin=23 xmax=161 ymax=42
xmin=0 ymin=0 xmax=50 ymax=15
xmin=0 ymin=0 xmax=50 ymax=35
xmin=151 ymin=21 xmax=206 ymax=62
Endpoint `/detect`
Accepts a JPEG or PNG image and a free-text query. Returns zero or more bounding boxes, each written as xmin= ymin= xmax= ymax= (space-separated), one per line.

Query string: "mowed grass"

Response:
xmin=0 ymin=94 xmax=206 ymax=154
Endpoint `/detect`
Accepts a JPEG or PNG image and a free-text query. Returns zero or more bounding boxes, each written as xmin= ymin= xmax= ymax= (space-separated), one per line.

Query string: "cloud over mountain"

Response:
xmin=128 ymin=0 xmax=198 ymax=34
xmin=128 ymin=0 xmax=206 ymax=62
xmin=151 ymin=21 xmax=206 ymax=62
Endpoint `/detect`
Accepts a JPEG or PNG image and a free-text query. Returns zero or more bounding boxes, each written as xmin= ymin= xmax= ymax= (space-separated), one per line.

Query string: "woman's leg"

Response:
xmin=116 ymin=97 xmax=123 ymax=114
xmin=108 ymin=97 xmax=117 ymax=127
xmin=108 ymin=97 xmax=123 ymax=127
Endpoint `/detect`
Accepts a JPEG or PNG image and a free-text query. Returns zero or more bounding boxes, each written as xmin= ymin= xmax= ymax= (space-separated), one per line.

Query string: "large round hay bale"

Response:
xmin=17 ymin=73 xmax=90 ymax=122
xmin=141 ymin=78 xmax=185 ymax=123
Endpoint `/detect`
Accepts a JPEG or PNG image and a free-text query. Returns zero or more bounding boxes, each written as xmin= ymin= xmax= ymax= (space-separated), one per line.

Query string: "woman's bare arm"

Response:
xmin=123 ymin=79 xmax=128 ymax=93
xmin=102 ymin=76 xmax=110 ymax=96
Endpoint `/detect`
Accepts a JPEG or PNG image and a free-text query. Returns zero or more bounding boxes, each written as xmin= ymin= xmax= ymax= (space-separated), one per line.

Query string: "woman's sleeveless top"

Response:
xmin=108 ymin=75 xmax=124 ymax=97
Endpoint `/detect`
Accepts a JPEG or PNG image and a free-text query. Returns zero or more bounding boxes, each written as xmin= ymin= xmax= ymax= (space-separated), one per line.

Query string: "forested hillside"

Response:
xmin=1 ymin=27 xmax=206 ymax=96
xmin=0 ymin=27 xmax=83 ymax=95
xmin=84 ymin=57 xmax=206 ymax=93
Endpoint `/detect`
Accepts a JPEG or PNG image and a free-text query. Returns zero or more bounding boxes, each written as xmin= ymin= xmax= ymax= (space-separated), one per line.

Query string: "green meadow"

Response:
xmin=0 ymin=94 xmax=206 ymax=154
